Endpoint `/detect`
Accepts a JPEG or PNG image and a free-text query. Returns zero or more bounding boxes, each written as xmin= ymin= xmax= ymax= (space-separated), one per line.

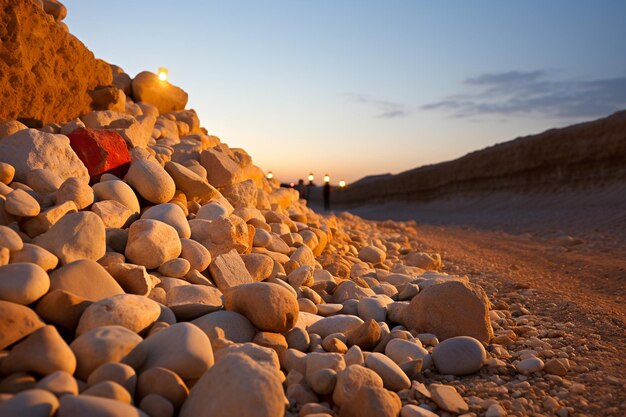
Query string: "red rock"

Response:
xmin=67 ymin=128 xmax=130 ymax=183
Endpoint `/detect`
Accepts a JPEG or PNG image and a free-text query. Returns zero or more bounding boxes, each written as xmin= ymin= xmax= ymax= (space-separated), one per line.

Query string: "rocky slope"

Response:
xmin=334 ymin=111 xmax=626 ymax=206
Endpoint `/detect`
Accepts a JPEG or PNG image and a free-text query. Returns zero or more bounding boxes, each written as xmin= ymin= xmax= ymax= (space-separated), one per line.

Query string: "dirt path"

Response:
xmin=412 ymin=224 xmax=626 ymax=415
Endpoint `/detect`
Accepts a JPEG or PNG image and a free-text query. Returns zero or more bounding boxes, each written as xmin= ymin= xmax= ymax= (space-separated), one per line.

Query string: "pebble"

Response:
xmin=5 ymin=188 xmax=40 ymax=217
xmin=516 ymin=356 xmax=544 ymax=374
xmin=429 ymin=383 xmax=469 ymax=414
xmin=431 ymin=336 xmax=486 ymax=375
xmin=0 ymin=262 xmax=50 ymax=305
xmin=76 ymin=294 xmax=161 ymax=336
xmin=365 ymin=352 xmax=411 ymax=391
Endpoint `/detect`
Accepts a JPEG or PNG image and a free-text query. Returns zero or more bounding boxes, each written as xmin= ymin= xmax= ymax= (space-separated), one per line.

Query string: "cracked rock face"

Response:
xmin=0 ymin=0 xmax=112 ymax=124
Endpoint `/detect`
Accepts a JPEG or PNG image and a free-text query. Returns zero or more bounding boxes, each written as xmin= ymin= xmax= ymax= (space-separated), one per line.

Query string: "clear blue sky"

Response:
xmin=64 ymin=0 xmax=626 ymax=183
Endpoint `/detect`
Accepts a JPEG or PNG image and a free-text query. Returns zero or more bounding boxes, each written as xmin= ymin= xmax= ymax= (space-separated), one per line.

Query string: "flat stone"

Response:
xmin=57 ymin=395 xmax=148 ymax=417
xmin=107 ymin=263 xmax=153 ymax=296
xmin=166 ymin=284 xmax=223 ymax=320
xmin=307 ymin=315 xmax=364 ymax=339
xmin=401 ymin=404 xmax=439 ymax=417
xmin=20 ymin=200 xmax=78 ymax=238
xmin=0 ymin=389 xmax=59 ymax=417
xmin=49 ymin=259 xmax=124 ymax=301
xmin=208 ymin=249 xmax=254 ymax=291
xmin=429 ymin=383 xmax=469 ymax=413
xmin=191 ymin=310 xmax=256 ymax=343
xmin=365 ymin=352 xmax=411 ymax=391
xmin=91 ymin=200 xmax=134 ymax=228
xmin=200 ymin=148 xmax=243 ymax=188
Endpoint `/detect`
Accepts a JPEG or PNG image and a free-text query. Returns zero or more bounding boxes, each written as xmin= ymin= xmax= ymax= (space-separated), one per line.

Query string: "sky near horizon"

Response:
xmin=64 ymin=0 xmax=626 ymax=184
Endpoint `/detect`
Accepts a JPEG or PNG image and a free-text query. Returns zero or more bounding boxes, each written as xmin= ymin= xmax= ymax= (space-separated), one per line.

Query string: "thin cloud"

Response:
xmin=344 ymin=93 xmax=408 ymax=119
xmin=422 ymin=71 xmax=626 ymax=119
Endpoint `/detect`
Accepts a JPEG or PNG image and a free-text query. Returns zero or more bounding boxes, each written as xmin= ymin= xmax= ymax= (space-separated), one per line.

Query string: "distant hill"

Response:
xmin=335 ymin=110 xmax=626 ymax=206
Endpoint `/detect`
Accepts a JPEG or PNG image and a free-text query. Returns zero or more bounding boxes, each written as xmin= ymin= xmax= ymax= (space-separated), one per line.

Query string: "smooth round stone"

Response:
xmin=93 ymin=179 xmax=140 ymax=214
xmin=0 ymin=262 xmax=49 ymax=305
xmin=82 ymin=381 xmax=132 ymax=404
xmin=252 ymin=228 xmax=271 ymax=247
xmin=341 ymin=385 xmax=402 ymax=417
xmin=316 ymin=303 xmax=343 ymax=317
xmin=0 ymin=389 xmax=59 ymax=417
xmin=195 ymin=202 xmax=229 ymax=221
xmin=2 ymin=325 xmax=76 ymax=376
xmin=307 ymin=315 xmax=364 ymax=339
xmin=58 ymin=395 xmax=149 ymax=417
xmin=35 ymin=371 xmax=79 ymax=397
xmin=192 ymin=310 xmax=255 ymax=343
xmin=9 ymin=243 xmax=58 ymax=271
xmin=298 ymin=297 xmax=317 ymax=314
xmin=515 ymin=356 xmax=544 ymax=374
xmin=134 ymin=322 xmax=214 ymax=381
xmin=365 ymin=352 xmax=411 ymax=391
xmin=0 ymin=225 xmax=23 ymax=251
xmin=55 ymin=177 xmax=94 ymax=210
xmin=5 ymin=188 xmax=40 ymax=217
xmin=50 ymin=259 xmax=124 ymax=301
xmin=88 ymin=362 xmax=137 ymax=397
xmin=76 ymin=294 xmax=162 ymax=336
xmin=401 ymin=404 xmax=439 ymax=417
xmin=141 ymin=203 xmax=190 ymax=239
xmin=285 ymin=327 xmax=310 ymax=352
xmin=357 ymin=297 xmax=387 ymax=322
xmin=179 ymin=238 xmax=211 ymax=272
xmin=137 ymin=367 xmax=188 ymax=409
xmin=432 ymin=336 xmax=486 ymax=376
xmin=358 ymin=245 xmax=386 ymax=264
xmin=385 ymin=338 xmax=430 ymax=366
xmin=140 ymin=394 xmax=174 ymax=417
xmin=125 ymin=158 xmax=175 ymax=204
xmin=333 ymin=364 xmax=383 ymax=407
xmin=158 ymin=258 xmax=190 ymax=278
xmin=125 ymin=219 xmax=182 ymax=269
xmin=70 ymin=325 xmax=145 ymax=381
xmin=0 ymin=162 xmax=15 ymax=185
xmin=0 ymin=300 xmax=45 ymax=349
xmin=308 ymin=368 xmax=337 ymax=395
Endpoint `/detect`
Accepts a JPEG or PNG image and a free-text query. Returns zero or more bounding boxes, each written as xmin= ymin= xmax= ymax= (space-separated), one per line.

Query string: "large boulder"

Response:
xmin=0 ymin=129 xmax=89 ymax=183
xmin=131 ymin=71 xmax=188 ymax=114
xmin=403 ymin=280 xmax=493 ymax=343
xmin=0 ymin=0 xmax=112 ymax=124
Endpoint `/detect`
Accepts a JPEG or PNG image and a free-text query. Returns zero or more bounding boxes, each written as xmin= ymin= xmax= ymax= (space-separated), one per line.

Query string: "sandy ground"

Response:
xmin=318 ymin=186 xmax=626 ymax=415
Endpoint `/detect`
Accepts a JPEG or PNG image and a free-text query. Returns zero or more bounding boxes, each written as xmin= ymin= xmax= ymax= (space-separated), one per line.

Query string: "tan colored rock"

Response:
xmin=82 ymin=381 xmax=132 ymax=404
xmin=142 ymin=204 xmax=190 ymax=240
xmin=0 ymin=225 xmax=22 ymax=251
xmin=132 ymin=71 xmax=188 ymax=114
xmin=166 ymin=284 xmax=223 ymax=320
xmin=0 ymin=162 xmax=15 ymax=184
xmin=76 ymin=294 xmax=161 ymax=336
xmin=91 ymin=200 xmax=134 ymax=228
xmin=26 ymin=168 xmax=63 ymax=193
xmin=333 ymin=365 xmax=384 ymax=407
xmin=70 ymin=325 xmax=144 ymax=381
xmin=9 ymin=243 xmax=58 ymax=271
xmin=35 ymin=370 xmax=79 ymax=397
xmin=0 ymin=389 xmax=59 ymax=417
xmin=225 ymin=282 xmax=298 ymax=333
xmin=137 ymin=367 xmax=188 ymax=409
xmin=33 ymin=211 xmax=106 ymax=265
xmin=135 ymin=322 xmax=214 ymax=381
xmin=180 ymin=352 xmax=285 ymax=417
xmin=5 ymin=188 xmax=40 ymax=217
xmin=191 ymin=310 xmax=256 ymax=344
xmin=140 ymin=394 xmax=174 ymax=417
xmin=93 ymin=179 xmax=140 ymax=214
xmin=55 ymin=177 xmax=94 ymax=210
xmin=35 ymin=289 xmax=91 ymax=331
xmin=0 ymin=262 xmax=49 ymax=305
xmin=429 ymin=384 xmax=469 ymax=414
xmin=19 ymin=200 xmax=78 ymax=238
xmin=180 ymin=238 xmax=211 ymax=272
xmin=221 ymin=179 xmax=258 ymax=209
xmin=403 ymin=280 xmax=493 ymax=343
xmin=164 ymin=161 xmax=219 ymax=204
xmin=340 ymin=385 xmax=401 ymax=417
xmin=404 ymin=252 xmax=441 ymax=270
xmin=49 ymin=259 xmax=124 ymax=301
xmin=200 ymin=148 xmax=243 ymax=188
xmin=0 ymin=129 xmax=88 ymax=183
xmin=346 ymin=319 xmax=382 ymax=350
xmin=192 ymin=215 xmax=249 ymax=257
xmin=285 ymin=245 xmax=315 ymax=274
xmin=125 ymin=158 xmax=175 ymax=204
xmin=125 ymin=219 xmax=182 ymax=269
xmin=208 ymin=249 xmax=254 ymax=291
xmin=88 ymin=362 xmax=137 ymax=397
xmin=358 ymin=245 xmax=386 ymax=264
xmin=0 ymin=120 xmax=27 ymax=140
xmin=58 ymin=395 xmax=148 ymax=417
xmin=108 ymin=263 xmax=153 ymax=296
xmin=241 ymin=253 xmax=274 ymax=281
xmin=365 ymin=352 xmax=411 ymax=392
xmin=307 ymin=315 xmax=364 ymax=339
xmin=0 ymin=300 xmax=45 ymax=349
xmin=431 ymin=336 xmax=485 ymax=376
xmin=2 ymin=325 xmax=76 ymax=375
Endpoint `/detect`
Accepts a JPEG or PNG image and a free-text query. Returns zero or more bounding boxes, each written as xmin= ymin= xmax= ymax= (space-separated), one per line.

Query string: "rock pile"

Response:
xmin=0 ymin=3 xmax=587 ymax=417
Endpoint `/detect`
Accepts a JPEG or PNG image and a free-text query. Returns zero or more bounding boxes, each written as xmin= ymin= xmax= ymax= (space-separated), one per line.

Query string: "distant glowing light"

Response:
xmin=339 ymin=179 xmax=346 ymax=188
xmin=266 ymin=171 xmax=273 ymax=180
xmin=308 ymin=173 xmax=314 ymax=182
xmin=157 ymin=67 xmax=168 ymax=82
xmin=289 ymin=182 xmax=295 ymax=187
xmin=324 ymin=174 xmax=330 ymax=183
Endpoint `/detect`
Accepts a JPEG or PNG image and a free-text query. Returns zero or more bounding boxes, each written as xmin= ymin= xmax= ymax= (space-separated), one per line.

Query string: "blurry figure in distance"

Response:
xmin=296 ymin=179 xmax=305 ymax=200
xmin=323 ymin=180 xmax=331 ymax=211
